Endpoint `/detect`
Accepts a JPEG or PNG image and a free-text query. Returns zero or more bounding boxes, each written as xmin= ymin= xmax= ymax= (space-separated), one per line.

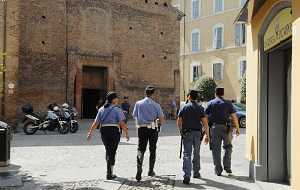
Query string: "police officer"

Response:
xmin=132 ymin=85 xmax=165 ymax=182
xmin=177 ymin=90 xmax=210 ymax=185
xmin=205 ymin=87 xmax=240 ymax=176
xmin=87 ymin=92 xmax=129 ymax=180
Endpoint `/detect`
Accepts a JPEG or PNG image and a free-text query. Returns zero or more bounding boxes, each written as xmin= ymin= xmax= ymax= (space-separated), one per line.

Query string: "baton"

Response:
xmin=179 ymin=135 xmax=183 ymax=159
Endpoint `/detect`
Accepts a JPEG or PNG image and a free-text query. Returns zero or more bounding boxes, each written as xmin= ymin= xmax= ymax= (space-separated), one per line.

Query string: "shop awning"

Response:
xmin=235 ymin=0 xmax=267 ymax=23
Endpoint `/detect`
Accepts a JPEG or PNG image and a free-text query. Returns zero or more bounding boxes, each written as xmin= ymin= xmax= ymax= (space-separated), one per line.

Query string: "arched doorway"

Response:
xmin=258 ymin=2 xmax=292 ymax=183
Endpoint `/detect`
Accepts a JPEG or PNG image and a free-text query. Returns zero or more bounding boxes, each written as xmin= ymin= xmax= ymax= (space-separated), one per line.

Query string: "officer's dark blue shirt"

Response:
xmin=178 ymin=101 xmax=205 ymax=130
xmin=205 ymin=97 xmax=236 ymax=124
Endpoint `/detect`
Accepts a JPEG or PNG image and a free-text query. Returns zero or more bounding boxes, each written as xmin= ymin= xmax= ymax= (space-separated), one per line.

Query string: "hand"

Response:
xmin=204 ymin=136 xmax=210 ymax=145
xmin=87 ymin=132 xmax=92 ymax=141
xmin=125 ymin=135 xmax=130 ymax=142
xmin=233 ymin=128 xmax=240 ymax=137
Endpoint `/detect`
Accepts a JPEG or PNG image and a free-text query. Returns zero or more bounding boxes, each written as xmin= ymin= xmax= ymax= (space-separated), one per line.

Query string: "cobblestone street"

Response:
xmin=0 ymin=120 xmax=289 ymax=190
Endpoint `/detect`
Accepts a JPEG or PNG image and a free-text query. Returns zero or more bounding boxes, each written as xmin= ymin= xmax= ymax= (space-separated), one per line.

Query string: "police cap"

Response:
xmin=145 ymin=85 xmax=155 ymax=95
xmin=188 ymin=90 xmax=199 ymax=100
xmin=215 ymin=87 xmax=225 ymax=97
xmin=106 ymin=91 xmax=118 ymax=103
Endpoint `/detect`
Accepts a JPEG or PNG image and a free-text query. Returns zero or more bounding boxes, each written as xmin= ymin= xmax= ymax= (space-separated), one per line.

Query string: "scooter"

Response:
xmin=21 ymin=104 xmax=69 ymax=135
xmin=62 ymin=103 xmax=79 ymax=133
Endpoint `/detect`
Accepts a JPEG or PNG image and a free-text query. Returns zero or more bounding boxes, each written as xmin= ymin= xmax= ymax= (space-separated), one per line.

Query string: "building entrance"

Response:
xmin=266 ymin=40 xmax=291 ymax=183
xmin=81 ymin=66 xmax=107 ymax=119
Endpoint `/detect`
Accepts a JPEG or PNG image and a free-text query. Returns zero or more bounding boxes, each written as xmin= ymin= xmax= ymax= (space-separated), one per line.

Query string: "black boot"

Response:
xmin=106 ymin=162 xmax=117 ymax=180
xmin=148 ymin=159 xmax=156 ymax=177
xmin=136 ymin=153 xmax=144 ymax=182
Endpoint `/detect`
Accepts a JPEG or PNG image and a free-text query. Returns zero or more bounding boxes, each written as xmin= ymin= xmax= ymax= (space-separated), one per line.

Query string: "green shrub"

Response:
xmin=194 ymin=77 xmax=217 ymax=102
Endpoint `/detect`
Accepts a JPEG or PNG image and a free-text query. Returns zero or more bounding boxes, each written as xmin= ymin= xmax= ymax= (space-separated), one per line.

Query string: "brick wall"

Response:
xmin=3 ymin=0 xmax=180 ymax=122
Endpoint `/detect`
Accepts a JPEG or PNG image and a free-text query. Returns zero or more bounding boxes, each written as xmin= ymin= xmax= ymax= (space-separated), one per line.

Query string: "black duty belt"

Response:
xmin=183 ymin=128 xmax=201 ymax=132
xmin=213 ymin=123 xmax=227 ymax=125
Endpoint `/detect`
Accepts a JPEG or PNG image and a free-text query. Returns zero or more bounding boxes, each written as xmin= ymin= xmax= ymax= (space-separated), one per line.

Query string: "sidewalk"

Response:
xmin=0 ymin=120 xmax=290 ymax=190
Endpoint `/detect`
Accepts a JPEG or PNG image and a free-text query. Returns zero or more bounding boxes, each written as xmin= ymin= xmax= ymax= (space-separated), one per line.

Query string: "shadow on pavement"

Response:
xmin=175 ymin=177 xmax=252 ymax=190
xmin=0 ymin=164 xmax=26 ymax=189
xmin=223 ymin=174 xmax=255 ymax=183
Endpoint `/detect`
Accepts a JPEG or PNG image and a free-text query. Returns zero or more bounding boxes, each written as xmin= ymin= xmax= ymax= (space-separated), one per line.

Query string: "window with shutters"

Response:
xmin=235 ymin=22 xmax=246 ymax=46
xmin=191 ymin=0 xmax=200 ymax=19
xmin=190 ymin=64 xmax=202 ymax=82
xmin=213 ymin=63 xmax=223 ymax=81
xmin=191 ymin=29 xmax=200 ymax=52
xmin=240 ymin=0 xmax=247 ymax=7
xmin=214 ymin=0 xmax=224 ymax=14
xmin=213 ymin=24 xmax=224 ymax=49
xmin=239 ymin=58 xmax=247 ymax=79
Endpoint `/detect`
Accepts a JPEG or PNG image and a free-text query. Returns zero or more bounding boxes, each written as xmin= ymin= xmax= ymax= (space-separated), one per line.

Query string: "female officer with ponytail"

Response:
xmin=87 ymin=92 xmax=129 ymax=180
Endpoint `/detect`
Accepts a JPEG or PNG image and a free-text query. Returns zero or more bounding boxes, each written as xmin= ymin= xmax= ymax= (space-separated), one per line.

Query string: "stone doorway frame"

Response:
xmin=67 ymin=53 xmax=117 ymax=118
xmin=256 ymin=0 xmax=292 ymax=182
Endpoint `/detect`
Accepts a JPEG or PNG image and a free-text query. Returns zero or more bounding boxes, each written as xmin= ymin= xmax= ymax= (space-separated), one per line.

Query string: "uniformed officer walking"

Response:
xmin=87 ymin=92 xmax=129 ymax=180
xmin=177 ymin=90 xmax=210 ymax=184
xmin=205 ymin=87 xmax=240 ymax=176
xmin=132 ymin=85 xmax=165 ymax=182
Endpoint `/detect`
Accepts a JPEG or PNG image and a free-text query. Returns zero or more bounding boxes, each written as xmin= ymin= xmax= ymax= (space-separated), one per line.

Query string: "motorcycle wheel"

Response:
xmin=70 ymin=122 xmax=79 ymax=133
xmin=58 ymin=122 xmax=69 ymax=134
xmin=23 ymin=121 xmax=38 ymax=135
xmin=47 ymin=125 xmax=56 ymax=131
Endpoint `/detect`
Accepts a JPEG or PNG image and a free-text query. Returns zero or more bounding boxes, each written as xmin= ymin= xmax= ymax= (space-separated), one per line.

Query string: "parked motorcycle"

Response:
xmin=62 ymin=103 xmax=79 ymax=133
xmin=21 ymin=104 xmax=69 ymax=135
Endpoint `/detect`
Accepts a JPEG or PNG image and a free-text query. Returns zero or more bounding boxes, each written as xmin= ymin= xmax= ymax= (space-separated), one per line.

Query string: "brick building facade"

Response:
xmin=0 ymin=0 xmax=181 ymax=122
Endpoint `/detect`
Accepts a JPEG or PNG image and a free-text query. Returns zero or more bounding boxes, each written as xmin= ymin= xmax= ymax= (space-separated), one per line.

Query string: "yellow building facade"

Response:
xmin=172 ymin=0 xmax=247 ymax=101
xmin=237 ymin=0 xmax=300 ymax=188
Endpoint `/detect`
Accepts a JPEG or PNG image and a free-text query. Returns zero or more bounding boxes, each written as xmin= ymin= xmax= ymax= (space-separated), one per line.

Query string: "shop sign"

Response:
xmin=264 ymin=8 xmax=293 ymax=51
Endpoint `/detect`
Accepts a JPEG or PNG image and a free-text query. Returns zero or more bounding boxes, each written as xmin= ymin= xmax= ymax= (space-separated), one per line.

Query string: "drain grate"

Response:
xmin=118 ymin=175 xmax=175 ymax=190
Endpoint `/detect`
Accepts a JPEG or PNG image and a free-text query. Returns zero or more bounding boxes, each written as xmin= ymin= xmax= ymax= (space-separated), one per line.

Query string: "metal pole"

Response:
xmin=1 ymin=0 xmax=7 ymax=117
xmin=182 ymin=0 xmax=186 ymax=99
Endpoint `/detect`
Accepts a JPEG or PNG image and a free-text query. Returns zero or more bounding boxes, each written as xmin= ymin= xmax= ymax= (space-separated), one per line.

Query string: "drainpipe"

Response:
xmin=1 ymin=0 xmax=7 ymax=117
xmin=182 ymin=0 xmax=186 ymax=99
xmin=65 ymin=0 xmax=69 ymax=103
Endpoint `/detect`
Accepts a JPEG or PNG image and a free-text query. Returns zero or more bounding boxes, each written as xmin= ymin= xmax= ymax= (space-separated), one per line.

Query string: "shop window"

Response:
xmin=191 ymin=29 xmax=200 ymax=52
xmin=235 ymin=22 xmax=246 ymax=46
xmin=214 ymin=0 xmax=224 ymax=14
xmin=213 ymin=62 xmax=223 ymax=81
xmin=191 ymin=0 xmax=200 ymax=19
xmin=213 ymin=23 xmax=224 ymax=49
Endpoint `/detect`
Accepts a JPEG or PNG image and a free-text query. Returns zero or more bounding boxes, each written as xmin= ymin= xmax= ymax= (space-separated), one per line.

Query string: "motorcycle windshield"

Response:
xmin=47 ymin=111 xmax=58 ymax=120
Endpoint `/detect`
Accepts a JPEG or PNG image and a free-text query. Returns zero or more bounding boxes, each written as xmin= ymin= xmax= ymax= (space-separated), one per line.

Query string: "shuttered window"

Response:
xmin=192 ymin=0 xmax=200 ymax=19
xmin=213 ymin=24 xmax=223 ymax=49
xmin=240 ymin=0 xmax=247 ymax=7
xmin=235 ymin=22 xmax=246 ymax=46
xmin=213 ymin=63 xmax=223 ymax=81
xmin=191 ymin=65 xmax=202 ymax=82
xmin=214 ymin=0 xmax=224 ymax=13
xmin=191 ymin=30 xmax=200 ymax=52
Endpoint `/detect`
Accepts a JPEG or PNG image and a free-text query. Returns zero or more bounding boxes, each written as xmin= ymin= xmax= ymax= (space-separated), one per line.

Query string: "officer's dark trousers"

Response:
xmin=211 ymin=124 xmax=233 ymax=173
xmin=100 ymin=127 xmax=121 ymax=167
xmin=137 ymin=127 xmax=159 ymax=172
